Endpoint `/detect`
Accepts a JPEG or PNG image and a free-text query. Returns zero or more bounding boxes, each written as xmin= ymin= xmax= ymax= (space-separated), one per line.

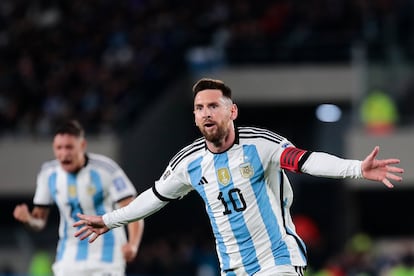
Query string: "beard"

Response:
xmin=199 ymin=123 xmax=228 ymax=148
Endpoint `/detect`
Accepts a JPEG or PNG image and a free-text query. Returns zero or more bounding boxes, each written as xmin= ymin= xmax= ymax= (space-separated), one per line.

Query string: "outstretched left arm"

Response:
xmin=74 ymin=188 xmax=168 ymax=242
xmin=285 ymin=146 xmax=404 ymax=188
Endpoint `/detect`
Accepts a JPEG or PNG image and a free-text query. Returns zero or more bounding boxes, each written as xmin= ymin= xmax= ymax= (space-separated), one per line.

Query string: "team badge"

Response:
xmin=239 ymin=162 xmax=254 ymax=178
xmin=68 ymin=186 xmax=77 ymax=198
xmin=87 ymin=185 xmax=96 ymax=195
xmin=217 ymin=168 xmax=231 ymax=186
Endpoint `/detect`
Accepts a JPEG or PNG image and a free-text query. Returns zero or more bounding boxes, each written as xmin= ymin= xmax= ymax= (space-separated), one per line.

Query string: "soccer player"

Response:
xmin=13 ymin=120 xmax=144 ymax=276
xmin=73 ymin=78 xmax=404 ymax=276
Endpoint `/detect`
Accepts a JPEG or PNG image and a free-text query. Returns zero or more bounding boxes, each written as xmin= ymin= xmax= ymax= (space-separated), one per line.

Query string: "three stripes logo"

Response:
xmin=198 ymin=176 xmax=208 ymax=185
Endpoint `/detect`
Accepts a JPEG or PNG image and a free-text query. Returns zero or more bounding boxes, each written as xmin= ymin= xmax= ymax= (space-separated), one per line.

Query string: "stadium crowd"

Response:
xmin=1 ymin=0 xmax=414 ymax=136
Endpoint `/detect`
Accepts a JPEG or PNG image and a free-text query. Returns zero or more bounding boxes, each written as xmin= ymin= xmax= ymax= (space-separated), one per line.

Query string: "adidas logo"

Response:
xmin=198 ymin=176 xmax=208 ymax=185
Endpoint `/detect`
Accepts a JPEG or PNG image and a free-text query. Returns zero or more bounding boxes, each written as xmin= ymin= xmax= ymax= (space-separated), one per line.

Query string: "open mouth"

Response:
xmin=204 ymin=123 xmax=216 ymax=131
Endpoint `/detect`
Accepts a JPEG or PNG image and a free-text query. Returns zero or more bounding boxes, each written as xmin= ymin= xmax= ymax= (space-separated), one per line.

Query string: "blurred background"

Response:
xmin=1 ymin=0 xmax=414 ymax=275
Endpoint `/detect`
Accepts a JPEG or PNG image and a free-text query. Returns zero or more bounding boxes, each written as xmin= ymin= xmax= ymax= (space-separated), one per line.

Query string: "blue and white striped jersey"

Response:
xmin=33 ymin=153 xmax=137 ymax=270
xmin=155 ymin=126 xmax=307 ymax=275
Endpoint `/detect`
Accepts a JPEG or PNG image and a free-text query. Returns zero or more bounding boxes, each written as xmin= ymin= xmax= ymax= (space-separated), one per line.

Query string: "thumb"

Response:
xmin=367 ymin=146 xmax=379 ymax=161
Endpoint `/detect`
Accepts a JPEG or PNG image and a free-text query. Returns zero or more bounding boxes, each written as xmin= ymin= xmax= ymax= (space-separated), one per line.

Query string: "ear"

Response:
xmin=193 ymin=111 xmax=198 ymax=126
xmin=81 ymin=138 xmax=87 ymax=151
xmin=230 ymin=104 xmax=238 ymax=121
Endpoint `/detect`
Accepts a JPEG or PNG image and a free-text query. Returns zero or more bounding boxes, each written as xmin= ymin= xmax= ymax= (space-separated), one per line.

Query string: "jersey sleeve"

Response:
xmin=275 ymin=137 xmax=362 ymax=178
xmin=108 ymin=163 xmax=137 ymax=203
xmin=33 ymin=165 xmax=54 ymax=206
xmin=103 ymin=157 xmax=195 ymax=228
xmin=103 ymin=188 xmax=168 ymax=228
xmin=301 ymin=152 xmax=363 ymax=179
xmin=153 ymin=162 xmax=194 ymax=201
xmin=269 ymin=138 xmax=297 ymax=167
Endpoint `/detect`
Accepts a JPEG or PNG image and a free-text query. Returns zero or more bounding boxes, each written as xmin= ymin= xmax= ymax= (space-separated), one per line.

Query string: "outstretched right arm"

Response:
xmin=74 ymin=188 xmax=169 ymax=242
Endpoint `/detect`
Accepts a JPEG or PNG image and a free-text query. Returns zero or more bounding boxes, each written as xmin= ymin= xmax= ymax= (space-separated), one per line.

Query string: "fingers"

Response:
xmin=76 ymin=213 xmax=87 ymax=221
xmin=13 ymin=204 xmax=26 ymax=214
xmin=74 ymin=226 xmax=100 ymax=242
xmin=384 ymin=164 xmax=404 ymax=183
xmin=368 ymin=146 xmax=379 ymax=160
xmin=73 ymin=213 xmax=92 ymax=227
xmin=378 ymin=159 xmax=401 ymax=167
xmin=80 ymin=232 xmax=96 ymax=242
xmin=386 ymin=172 xmax=403 ymax=182
xmin=74 ymin=226 xmax=90 ymax=239
xmin=72 ymin=213 xmax=104 ymax=243
xmin=73 ymin=218 xmax=91 ymax=227
xmin=13 ymin=204 xmax=30 ymax=221
xmin=382 ymin=178 xmax=394 ymax=189
xmin=381 ymin=171 xmax=403 ymax=189
xmin=15 ymin=203 xmax=28 ymax=210
xmin=88 ymin=233 xmax=100 ymax=243
xmin=386 ymin=165 xmax=404 ymax=174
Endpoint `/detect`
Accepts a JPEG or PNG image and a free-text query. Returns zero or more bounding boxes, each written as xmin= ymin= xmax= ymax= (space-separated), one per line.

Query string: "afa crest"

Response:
xmin=217 ymin=168 xmax=231 ymax=186
xmin=68 ymin=186 xmax=77 ymax=198
xmin=239 ymin=162 xmax=254 ymax=178
xmin=87 ymin=185 xmax=96 ymax=195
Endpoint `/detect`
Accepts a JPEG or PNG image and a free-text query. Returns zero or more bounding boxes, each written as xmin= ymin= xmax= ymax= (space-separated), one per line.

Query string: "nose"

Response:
xmin=202 ymin=108 xmax=212 ymax=118
xmin=204 ymin=113 xmax=212 ymax=120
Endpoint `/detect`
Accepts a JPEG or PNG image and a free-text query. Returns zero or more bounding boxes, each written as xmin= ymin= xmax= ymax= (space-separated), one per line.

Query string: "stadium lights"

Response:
xmin=315 ymin=104 xmax=342 ymax=122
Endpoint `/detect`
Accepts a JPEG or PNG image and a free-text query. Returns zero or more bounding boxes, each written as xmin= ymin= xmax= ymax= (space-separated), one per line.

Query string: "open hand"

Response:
xmin=73 ymin=213 xmax=109 ymax=243
xmin=361 ymin=146 xmax=404 ymax=188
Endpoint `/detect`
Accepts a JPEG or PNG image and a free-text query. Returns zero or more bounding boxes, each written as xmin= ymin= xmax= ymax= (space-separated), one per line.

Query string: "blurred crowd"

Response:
xmin=0 ymin=0 xmax=192 ymax=136
xmin=305 ymin=234 xmax=414 ymax=276
xmin=225 ymin=0 xmax=414 ymax=64
xmin=1 ymin=0 xmax=414 ymax=136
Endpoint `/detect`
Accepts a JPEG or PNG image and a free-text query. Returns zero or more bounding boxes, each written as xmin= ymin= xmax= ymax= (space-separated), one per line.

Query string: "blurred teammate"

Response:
xmin=14 ymin=119 xmax=144 ymax=276
xmin=73 ymin=79 xmax=403 ymax=276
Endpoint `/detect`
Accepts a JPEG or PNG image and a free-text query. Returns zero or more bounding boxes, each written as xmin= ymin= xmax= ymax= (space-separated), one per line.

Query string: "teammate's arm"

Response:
xmin=13 ymin=204 xmax=50 ymax=231
xmin=117 ymin=196 xmax=144 ymax=262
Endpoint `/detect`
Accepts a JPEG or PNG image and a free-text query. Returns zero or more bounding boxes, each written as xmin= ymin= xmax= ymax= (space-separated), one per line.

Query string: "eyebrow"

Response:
xmin=194 ymin=101 xmax=221 ymax=107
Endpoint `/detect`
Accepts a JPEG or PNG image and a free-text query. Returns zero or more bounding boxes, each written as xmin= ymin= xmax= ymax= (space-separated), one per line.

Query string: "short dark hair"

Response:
xmin=192 ymin=78 xmax=232 ymax=99
xmin=54 ymin=120 xmax=85 ymax=138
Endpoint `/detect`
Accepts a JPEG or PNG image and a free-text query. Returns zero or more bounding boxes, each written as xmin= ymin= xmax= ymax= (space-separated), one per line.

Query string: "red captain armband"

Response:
xmin=280 ymin=147 xmax=308 ymax=173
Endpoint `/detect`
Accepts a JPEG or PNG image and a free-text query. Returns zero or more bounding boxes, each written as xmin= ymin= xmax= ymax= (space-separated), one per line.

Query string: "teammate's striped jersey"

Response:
xmin=33 ymin=153 xmax=137 ymax=269
xmin=155 ymin=126 xmax=307 ymax=275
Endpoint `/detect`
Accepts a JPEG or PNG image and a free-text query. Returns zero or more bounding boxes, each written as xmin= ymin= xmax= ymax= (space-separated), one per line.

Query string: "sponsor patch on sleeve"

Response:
xmin=281 ymin=142 xmax=292 ymax=149
xmin=113 ymin=177 xmax=127 ymax=191
xmin=162 ymin=169 xmax=171 ymax=180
